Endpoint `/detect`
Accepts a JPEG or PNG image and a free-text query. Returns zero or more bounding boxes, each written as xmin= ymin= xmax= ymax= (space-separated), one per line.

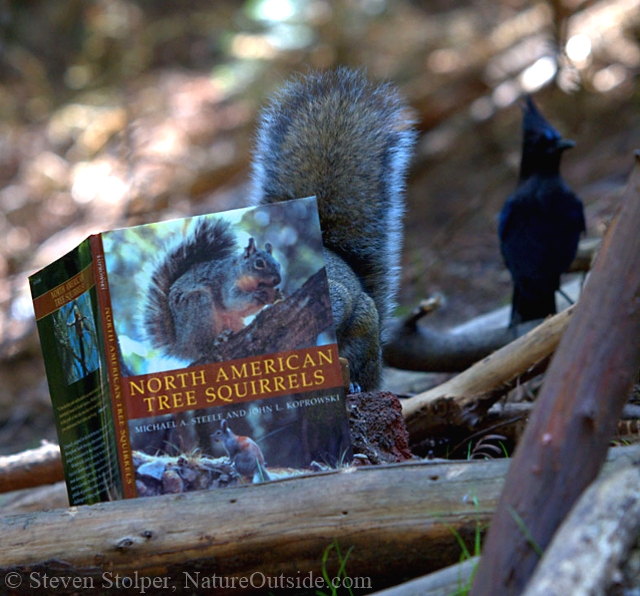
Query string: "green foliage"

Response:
xmin=444 ymin=492 xmax=483 ymax=596
xmin=316 ymin=539 xmax=355 ymax=596
xmin=508 ymin=505 xmax=543 ymax=556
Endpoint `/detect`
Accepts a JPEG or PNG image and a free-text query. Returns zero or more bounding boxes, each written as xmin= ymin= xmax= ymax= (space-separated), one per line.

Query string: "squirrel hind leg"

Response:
xmin=339 ymin=329 xmax=383 ymax=393
xmin=325 ymin=252 xmax=383 ymax=392
xmin=328 ymin=284 xmax=383 ymax=392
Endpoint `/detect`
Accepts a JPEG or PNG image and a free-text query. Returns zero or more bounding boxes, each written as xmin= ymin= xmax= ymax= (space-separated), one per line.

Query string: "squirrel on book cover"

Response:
xmin=211 ymin=420 xmax=270 ymax=483
xmin=143 ymin=68 xmax=416 ymax=392
xmin=144 ymin=219 xmax=283 ymax=363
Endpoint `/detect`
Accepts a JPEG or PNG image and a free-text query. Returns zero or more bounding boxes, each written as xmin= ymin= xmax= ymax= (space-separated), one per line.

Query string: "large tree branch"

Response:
xmin=384 ymin=236 xmax=597 ymax=375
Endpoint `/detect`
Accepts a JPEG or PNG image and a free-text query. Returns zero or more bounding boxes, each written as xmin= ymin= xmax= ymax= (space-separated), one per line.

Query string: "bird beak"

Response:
xmin=557 ymin=138 xmax=576 ymax=151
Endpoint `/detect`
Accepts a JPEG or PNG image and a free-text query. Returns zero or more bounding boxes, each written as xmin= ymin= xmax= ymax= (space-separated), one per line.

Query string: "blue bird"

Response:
xmin=499 ymin=96 xmax=585 ymax=326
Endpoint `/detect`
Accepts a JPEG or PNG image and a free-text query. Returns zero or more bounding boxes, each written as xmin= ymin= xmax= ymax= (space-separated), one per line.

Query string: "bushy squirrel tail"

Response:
xmin=250 ymin=68 xmax=416 ymax=335
xmin=143 ymin=218 xmax=237 ymax=354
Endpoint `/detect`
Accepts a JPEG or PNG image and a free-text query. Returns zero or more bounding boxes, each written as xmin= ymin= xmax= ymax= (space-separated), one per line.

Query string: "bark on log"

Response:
xmin=0 ymin=459 xmax=509 ymax=595
xmin=347 ymin=391 xmax=413 ymax=464
xmin=521 ymin=458 xmax=640 ymax=596
xmin=383 ymin=316 xmax=536 ymax=374
xmin=401 ymin=306 xmax=574 ymax=442
xmin=470 ymin=155 xmax=640 ymax=596
xmin=0 ymin=481 xmax=68 ymax=514
xmin=0 ymin=442 xmax=63 ymax=493
xmin=0 ymin=448 xmax=636 ymax=594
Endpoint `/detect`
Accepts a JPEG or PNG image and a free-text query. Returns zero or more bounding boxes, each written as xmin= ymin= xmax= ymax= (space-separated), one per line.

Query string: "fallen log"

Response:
xmin=369 ymin=556 xmax=479 ymax=596
xmin=0 ymin=441 xmax=63 ymax=493
xmin=383 ymin=313 xmax=533 ymax=375
xmin=382 ymin=235 xmax=595 ymax=376
xmin=1 ymin=448 xmax=637 ymax=595
xmin=0 ymin=481 xmax=68 ymax=513
xmin=522 ymin=458 xmax=640 ymax=596
xmin=0 ymin=458 xmax=508 ymax=595
xmin=401 ymin=306 xmax=574 ymax=442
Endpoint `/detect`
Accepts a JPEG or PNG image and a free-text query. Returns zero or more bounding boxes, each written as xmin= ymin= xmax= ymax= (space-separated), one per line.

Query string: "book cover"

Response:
xmin=29 ymin=241 xmax=125 ymax=504
xmin=30 ymin=197 xmax=351 ymax=504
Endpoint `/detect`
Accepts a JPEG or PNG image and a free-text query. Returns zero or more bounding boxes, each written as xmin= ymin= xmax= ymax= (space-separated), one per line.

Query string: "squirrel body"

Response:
xmin=144 ymin=218 xmax=282 ymax=362
xmin=251 ymin=68 xmax=416 ymax=390
xmin=211 ymin=420 xmax=269 ymax=482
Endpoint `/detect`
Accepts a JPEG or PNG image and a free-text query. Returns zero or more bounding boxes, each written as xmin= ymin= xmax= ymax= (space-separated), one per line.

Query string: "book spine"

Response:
xmin=90 ymin=235 xmax=137 ymax=498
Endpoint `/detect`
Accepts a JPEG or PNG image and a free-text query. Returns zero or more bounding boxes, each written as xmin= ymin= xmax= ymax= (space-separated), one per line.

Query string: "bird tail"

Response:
xmin=510 ymin=281 xmax=557 ymax=326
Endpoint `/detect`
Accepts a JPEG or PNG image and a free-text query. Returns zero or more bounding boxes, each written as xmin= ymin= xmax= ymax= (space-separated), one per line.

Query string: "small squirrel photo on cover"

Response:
xmin=211 ymin=420 xmax=270 ymax=483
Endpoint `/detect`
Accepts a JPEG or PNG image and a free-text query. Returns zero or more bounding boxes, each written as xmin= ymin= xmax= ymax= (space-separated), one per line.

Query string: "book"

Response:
xmin=29 ymin=197 xmax=351 ymax=505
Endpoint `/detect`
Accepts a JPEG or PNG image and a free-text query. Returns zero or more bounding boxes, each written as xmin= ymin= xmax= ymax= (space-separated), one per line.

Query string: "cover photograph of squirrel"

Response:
xmin=144 ymin=218 xmax=283 ymax=363
xmin=144 ymin=68 xmax=416 ymax=392
xmin=211 ymin=420 xmax=270 ymax=483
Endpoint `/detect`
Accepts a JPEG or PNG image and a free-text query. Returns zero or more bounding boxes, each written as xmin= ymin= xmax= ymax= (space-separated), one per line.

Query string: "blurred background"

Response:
xmin=0 ymin=0 xmax=638 ymax=455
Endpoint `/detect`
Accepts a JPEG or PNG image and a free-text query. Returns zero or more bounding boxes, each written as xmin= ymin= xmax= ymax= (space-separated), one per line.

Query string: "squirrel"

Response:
xmin=211 ymin=420 xmax=270 ymax=482
xmin=250 ymin=68 xmax=416 ymax=390
xmin=143 ymin=217 xmax=282 ymax=362
xmin=143 ymin=68 xmax=415 ymax=390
